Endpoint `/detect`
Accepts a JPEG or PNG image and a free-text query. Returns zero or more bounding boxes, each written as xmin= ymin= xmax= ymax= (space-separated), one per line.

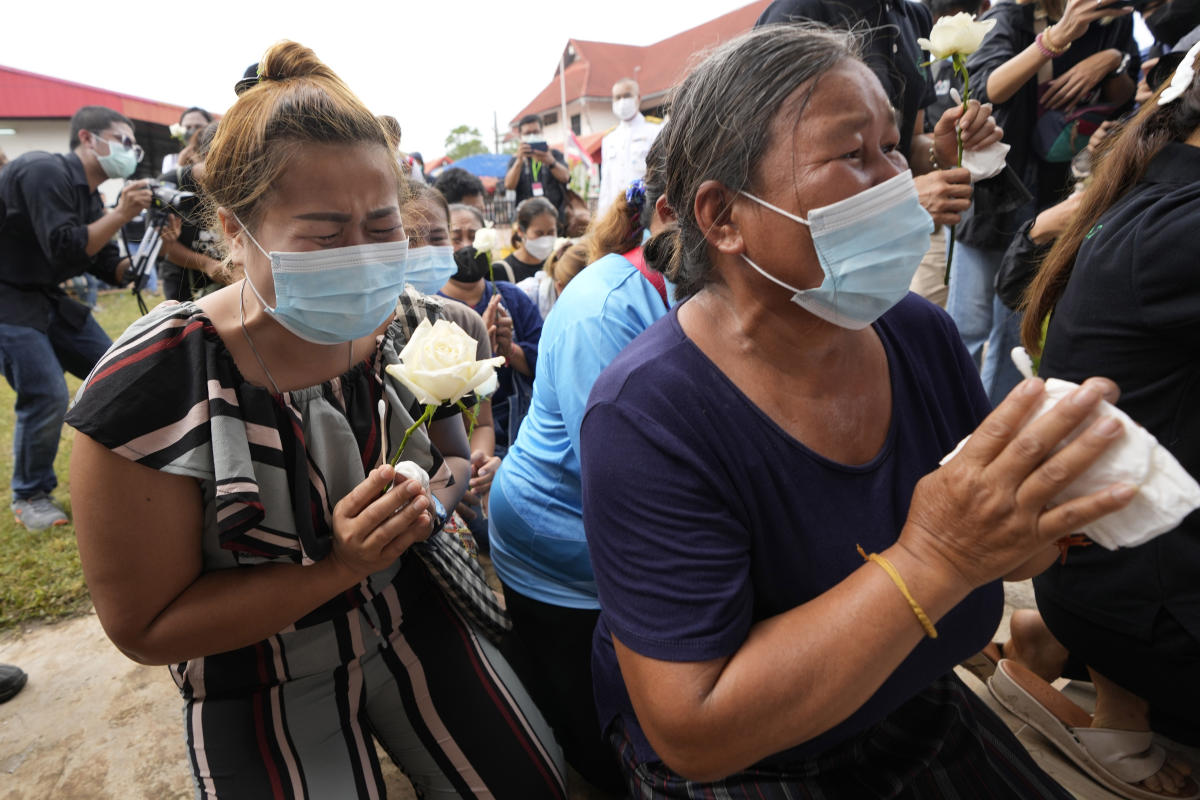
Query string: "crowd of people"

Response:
xmin=0 ymin=1 xmax=1198 ymax=798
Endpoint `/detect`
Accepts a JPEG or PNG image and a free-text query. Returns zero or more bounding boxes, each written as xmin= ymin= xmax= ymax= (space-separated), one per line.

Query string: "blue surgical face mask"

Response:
xmin=239 ymin=219 xmax=410 ymax=344
xmin=740 ymin=171 xmax=932 ymax=330
xmin=405 ymin=244 xmax=456 ymax=295
xmin=93 ymin=136 xmax=140 ymax=179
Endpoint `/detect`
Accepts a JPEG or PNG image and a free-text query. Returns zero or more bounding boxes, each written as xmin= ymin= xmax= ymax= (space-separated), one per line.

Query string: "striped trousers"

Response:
xmin=175 ymin=557 xmax=566 ymax=799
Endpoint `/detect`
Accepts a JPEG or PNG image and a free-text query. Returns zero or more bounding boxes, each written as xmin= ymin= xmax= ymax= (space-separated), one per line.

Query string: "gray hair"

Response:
xmin=661 ymin=23 xmax=861 ymax=297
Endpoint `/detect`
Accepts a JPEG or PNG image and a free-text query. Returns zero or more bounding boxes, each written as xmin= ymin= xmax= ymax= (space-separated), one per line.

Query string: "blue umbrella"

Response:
xmin=447 ymin=153 xmax=512 ymax=178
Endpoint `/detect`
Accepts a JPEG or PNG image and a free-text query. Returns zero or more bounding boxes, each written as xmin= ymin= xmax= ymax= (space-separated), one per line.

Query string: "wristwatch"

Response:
xmin=429 ymin=494 xmax=449 ymax=537
xmin=1111 ymin=52 xmax=1131 ymax=78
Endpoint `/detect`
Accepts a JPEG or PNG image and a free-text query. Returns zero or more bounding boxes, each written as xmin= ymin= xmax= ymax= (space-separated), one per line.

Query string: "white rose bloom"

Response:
xmin=386 ymin=319 xmax=505 ymax=406
xmin=473 ymin=226 xmax=501 ymax=254
xmin=918 ymin=13 xmax=996 ymax=61
xmin=169 ymin=123 xmax=187 ymax=140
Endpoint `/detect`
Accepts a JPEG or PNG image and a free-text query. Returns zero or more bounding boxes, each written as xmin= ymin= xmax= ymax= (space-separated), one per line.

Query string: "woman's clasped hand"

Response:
xmin=903 ymin=376 xmax=1133 ymax=588
xmin=329 ymin=464 xmax=434 ymax=579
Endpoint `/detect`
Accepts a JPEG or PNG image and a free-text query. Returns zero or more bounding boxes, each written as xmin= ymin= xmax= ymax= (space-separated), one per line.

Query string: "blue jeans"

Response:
xmin=0 ymin=312 xmax=112 ymax=499
xmin=946 ymin=240 xmax=1024 ymax=407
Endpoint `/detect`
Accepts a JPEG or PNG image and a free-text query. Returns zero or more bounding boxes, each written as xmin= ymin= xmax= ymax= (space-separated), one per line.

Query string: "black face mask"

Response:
xmin=452 ymin=246 xmax=489 ymax=283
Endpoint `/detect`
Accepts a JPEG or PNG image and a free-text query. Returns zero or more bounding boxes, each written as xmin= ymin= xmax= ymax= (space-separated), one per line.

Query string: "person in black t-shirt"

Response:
xmin=498 ymin=197 xmax=557 ymax=284
xmin=1011 ymin=58 xmax=1200 ymax=795
xmin=0 ymin=105 xmax=151 ymax=530
xmin=503 ymin=115 xmax=571 ymax=228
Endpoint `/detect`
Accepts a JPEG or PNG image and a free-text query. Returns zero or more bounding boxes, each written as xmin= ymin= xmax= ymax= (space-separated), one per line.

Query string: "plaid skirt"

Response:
xmin=609 ymin=672 xmax=1072 ymax=799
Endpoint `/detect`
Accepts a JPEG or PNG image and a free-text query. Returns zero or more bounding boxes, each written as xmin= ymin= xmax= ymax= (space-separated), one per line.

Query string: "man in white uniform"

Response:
xmin=598 ymin=79 xmax=662 ymax=214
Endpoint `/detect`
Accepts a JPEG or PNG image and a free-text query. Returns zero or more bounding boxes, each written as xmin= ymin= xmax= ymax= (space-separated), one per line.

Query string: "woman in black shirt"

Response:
xmin=1015 ymin=45 xmax=1200 ymax=797
xmin=498 ymin=197 xmax=557 ymax=283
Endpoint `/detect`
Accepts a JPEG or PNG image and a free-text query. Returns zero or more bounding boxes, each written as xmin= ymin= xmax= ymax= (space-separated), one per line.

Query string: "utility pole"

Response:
xmin=493 ymin=110 xmax=500 ymax=154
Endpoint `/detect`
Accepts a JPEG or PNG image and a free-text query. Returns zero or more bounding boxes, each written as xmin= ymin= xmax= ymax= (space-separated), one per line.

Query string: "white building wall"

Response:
xmin=536 ymin=98 xmax=620 ymax=145
xmin=0 ymin=118 xmax=70 ymax=160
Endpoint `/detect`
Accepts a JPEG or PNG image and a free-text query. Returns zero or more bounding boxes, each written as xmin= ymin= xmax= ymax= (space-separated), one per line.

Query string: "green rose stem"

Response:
xmin=455 ymin=399 xmax=478 ymax=438
xmin=945 ymin=53 xmax=970 ymax=286
xmin=388 ymin=403 xmax=437 ymax=467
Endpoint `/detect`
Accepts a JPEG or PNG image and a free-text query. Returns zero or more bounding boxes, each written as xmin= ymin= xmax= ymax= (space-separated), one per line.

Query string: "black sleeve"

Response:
xmin=19 ymin=158 xmax=92 ymax=269
xmin=910 ymin=2 xmax=938 ymax=111
xmin=756 ymin=0 xmax=832 ymax=26
xmin=996 ymin=218 xmax=1049 ymax=311
xmin=965 ymin=5 xmax=1026 ymax=107
xmin=1132 ymin=193 xmax=1200 ymax=343
xmin=1103 ymin=15 xmax=1141 ymax=81
xmin=87 ymin=240 xmax=124 ymax=286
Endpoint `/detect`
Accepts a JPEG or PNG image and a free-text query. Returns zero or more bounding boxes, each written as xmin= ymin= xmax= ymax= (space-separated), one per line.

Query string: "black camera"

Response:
xmin=147 ymin=180 xmax=196 ymax=211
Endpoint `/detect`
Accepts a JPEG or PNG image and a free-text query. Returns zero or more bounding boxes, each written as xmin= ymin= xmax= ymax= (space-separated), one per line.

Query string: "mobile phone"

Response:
xmin=1110 ymin=0 xmax=1153 ymax=8
xmin=528 ymin=141 xmax=548 ymax=152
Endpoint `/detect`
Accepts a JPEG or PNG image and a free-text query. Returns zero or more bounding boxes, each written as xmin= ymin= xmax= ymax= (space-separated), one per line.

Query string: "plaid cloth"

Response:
xmin=386 ymin=288 xmax=512 ymax=643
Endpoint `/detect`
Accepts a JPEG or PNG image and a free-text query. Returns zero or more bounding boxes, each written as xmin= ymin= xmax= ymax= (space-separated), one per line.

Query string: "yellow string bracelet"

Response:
xmin=857 ymin=545 xmax=938 ymax=639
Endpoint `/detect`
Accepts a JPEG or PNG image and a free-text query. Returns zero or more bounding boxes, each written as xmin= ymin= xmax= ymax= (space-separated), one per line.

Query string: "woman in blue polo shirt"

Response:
xmin=488 ymin=142 xmax=673 ymax=793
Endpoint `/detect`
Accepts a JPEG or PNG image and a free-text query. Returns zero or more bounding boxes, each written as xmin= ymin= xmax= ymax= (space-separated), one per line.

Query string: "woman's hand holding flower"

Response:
xmin=933 ymin=99 xmax=1003 ymax=166
xmin=897 ymin=377 xmax=1137 ymax=591
xmin=330 ymin=464 xmax=432 ymax=580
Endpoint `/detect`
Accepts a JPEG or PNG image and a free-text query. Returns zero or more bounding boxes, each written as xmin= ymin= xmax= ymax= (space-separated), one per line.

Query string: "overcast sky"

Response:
xmin=3 ymin=0 xmax=756 ymax=159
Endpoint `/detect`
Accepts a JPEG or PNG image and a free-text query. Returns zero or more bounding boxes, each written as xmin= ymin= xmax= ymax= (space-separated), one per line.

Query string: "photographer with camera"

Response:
xmin=0 ymin=105 xmax=150 ymax=530
xmin=504 ymin=114 xmax=571 ymax=229
xmin=157 ymin=122 xmax=233 ymax=302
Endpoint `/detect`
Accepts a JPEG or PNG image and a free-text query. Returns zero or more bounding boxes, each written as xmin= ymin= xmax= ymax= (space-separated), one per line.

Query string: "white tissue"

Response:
xmin=961 ymin=141 xmax=1010 ymax=183
xmin=948 ymin=88 xmax=1010 ymax=183
xmin=393 ymin=461 xmax=430 ymax=493
xmin=939 ymin=350 xmax=1200 ymax=550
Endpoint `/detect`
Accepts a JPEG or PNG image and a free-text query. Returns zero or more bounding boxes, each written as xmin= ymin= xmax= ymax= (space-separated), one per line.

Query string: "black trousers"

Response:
xmin=499 ymin=584 xmax=625 ymax=794
xmin=1039 ymin=596 xmax=1200 ymax=746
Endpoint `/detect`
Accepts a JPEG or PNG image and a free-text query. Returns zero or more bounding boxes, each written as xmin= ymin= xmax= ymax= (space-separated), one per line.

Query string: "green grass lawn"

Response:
xmin=0 ymin=289 xmax=160 ymax=631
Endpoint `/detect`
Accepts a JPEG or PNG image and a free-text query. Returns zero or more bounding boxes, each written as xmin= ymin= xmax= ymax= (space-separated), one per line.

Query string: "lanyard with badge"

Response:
xmin=530 ymin=158 xmax=544 ymax=197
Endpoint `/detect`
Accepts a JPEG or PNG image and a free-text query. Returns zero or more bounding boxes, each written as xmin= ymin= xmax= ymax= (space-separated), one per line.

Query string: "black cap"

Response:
xmin=234 ymin=63 xmax=259 ymax=96
xmin=410 ymin=151 xmax=424 ymax=163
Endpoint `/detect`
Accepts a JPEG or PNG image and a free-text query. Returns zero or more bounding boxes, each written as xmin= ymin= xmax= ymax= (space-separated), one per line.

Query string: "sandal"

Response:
xmin=988 ymin=659 xmax=1199 ymax=800
xmin=960 ymin=641 xmax=1004 ymax=682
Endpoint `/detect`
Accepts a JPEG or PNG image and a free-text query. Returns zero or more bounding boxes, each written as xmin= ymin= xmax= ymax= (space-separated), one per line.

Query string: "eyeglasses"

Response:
xmin=90 ymin=131 xmax=144 ymax=164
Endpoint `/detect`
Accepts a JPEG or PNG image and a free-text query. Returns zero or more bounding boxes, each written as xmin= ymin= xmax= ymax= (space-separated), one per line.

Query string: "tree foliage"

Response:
xmin=444 ymin=124 xmax=488 ymax=161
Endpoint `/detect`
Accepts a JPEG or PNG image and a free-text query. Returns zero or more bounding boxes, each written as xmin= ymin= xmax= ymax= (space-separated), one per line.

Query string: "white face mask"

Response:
xmin=613 ymin=97 xmax=639 ymax=122
xmin=524 ymin=235 xmax=556 ymax=261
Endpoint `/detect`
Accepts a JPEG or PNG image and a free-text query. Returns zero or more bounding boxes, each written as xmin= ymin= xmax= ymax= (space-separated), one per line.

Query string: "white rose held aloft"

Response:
xmin=386 ymin=319 xmax=505 ymax=406
xmin=918 ymin=12 xmax=996 ymax=60
xmin=473 ymin=226 xmax=501 ymax=254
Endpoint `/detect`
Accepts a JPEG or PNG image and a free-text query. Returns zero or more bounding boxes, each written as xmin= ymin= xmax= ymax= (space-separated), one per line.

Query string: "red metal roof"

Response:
xmin=511 ymin=0 xmax=771 ymax=125
xmin=0 ymin=64 xmax=193 ymax=126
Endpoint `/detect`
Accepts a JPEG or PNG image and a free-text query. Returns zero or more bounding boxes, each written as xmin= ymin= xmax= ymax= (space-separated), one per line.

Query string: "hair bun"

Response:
xmin=257 ymin=40 xmax=337 ymax=84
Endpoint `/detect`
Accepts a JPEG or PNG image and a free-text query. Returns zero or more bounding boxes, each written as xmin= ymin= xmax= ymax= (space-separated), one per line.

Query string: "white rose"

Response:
xmin=473 ymin=226 xmax=501 ymax=254
xmin=918 ymin=13 xmax=996 ymax=61
xmin=169 ymin=123 xmax=187 ymax=141
xmin=386 ymin=318 xmax=505 ymax=406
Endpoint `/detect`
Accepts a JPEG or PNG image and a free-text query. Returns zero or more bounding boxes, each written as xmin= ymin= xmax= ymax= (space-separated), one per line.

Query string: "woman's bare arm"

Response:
xmin=71 ymin=433 xmax=432 ymax=665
